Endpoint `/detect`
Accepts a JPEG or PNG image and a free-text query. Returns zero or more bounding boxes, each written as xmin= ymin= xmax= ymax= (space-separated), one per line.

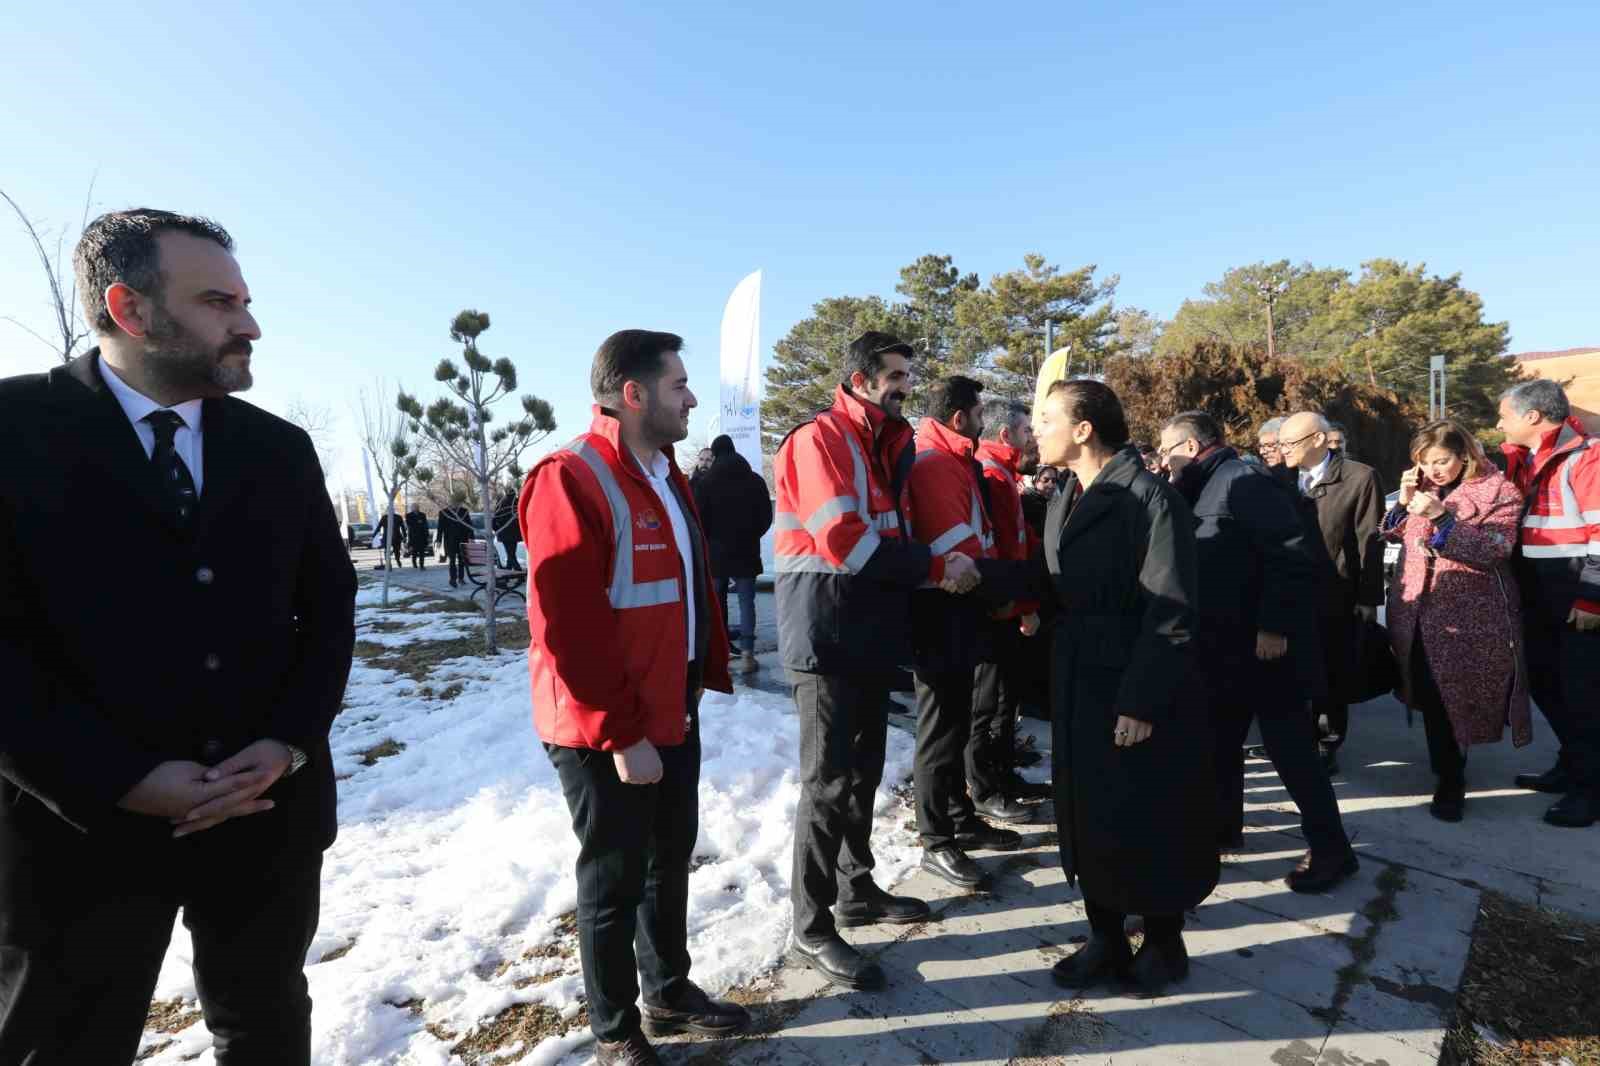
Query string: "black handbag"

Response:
xmin=1351 ymin=617 xmax=1401 ymax=703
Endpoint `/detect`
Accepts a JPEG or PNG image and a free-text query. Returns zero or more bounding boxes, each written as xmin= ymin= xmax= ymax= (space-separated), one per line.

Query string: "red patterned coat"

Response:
xmin=1383 ymin=471 xmax=1532 ymax=749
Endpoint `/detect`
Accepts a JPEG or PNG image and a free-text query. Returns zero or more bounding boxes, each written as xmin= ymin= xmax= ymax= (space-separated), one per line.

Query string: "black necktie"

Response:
xmin=145 ymin=410 xmax=198 ymax=525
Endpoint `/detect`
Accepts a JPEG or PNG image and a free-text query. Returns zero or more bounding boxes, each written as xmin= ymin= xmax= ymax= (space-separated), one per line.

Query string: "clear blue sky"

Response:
xmin=4 ymin=2 xmax=1597 ymax=492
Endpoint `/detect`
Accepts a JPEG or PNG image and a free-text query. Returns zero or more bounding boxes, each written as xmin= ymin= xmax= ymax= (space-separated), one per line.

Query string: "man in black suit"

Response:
xmin=0 ymin=208 xmax=356 ymax=1065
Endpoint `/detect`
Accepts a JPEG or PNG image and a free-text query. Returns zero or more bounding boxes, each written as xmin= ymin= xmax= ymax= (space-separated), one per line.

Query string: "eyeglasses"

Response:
xmin=1158 ymin=438 xmax=1195 ymax=460
xmin=1257 ymin=441 xmax=1281 ymax=453
xmin=1277 ymin=432 xmax=1322 ymax=452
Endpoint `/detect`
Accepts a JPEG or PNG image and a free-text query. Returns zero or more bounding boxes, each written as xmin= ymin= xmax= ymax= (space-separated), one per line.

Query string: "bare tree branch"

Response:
xmin=1 ymin=182 xmax=94 ymax=364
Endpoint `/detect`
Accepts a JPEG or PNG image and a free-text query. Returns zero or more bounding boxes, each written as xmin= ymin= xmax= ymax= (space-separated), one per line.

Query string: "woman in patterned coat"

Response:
xmin=1383 ymin=420 xmax=1532 ymax=822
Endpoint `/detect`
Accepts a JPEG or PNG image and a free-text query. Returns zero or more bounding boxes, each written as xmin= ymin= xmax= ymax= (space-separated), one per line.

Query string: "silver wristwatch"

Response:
xmin=285 ymin=744 xmax=309 ymax=776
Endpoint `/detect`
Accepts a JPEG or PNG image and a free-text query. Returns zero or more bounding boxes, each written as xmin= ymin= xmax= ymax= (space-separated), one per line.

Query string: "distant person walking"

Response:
xmin=439 ymin=494 xmax=473 ymax=587
xmin=691 ymin=435 xmax=773 ymax=675
xmin=1383 ymin=420 xmax=1531 ymax=822
xmin=495 ymin=487 xmax=522 ymax=570
xmin=405 ymin=505 xmax=431 ymax=570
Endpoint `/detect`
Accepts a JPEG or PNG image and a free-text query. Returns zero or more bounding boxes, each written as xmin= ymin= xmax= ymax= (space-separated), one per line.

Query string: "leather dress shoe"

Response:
xmin=1544 ymin=790 xmax=1598 ymax=828
xmin=786 ymin=934 xmax=884 ymax=989
xmin=1515 ymin=764 xmax=1571 ymax=794
xmin=1429 ymin=779 xmax=1465 ymax=823
xmin=973 ymin=794 xmax=1032 ymax=824
xmin=1286 ymin=849 xmax=1359 ymax=893
xmin=641 ymin=982 xmax=751 ymax=1036
xmin=921 ymin=846 xmax=986 ymax=888
xmin=834 ymin=886 xmax=932 ymax=928
xmin=1050 ymin=935 xmax=1132 ymax=988
xmin=1005 ymin=774 xmax=1053 ymax=801
xmin=596 ymin=1032 xmax=660 ymax=1066
xmin=955 ymin=822 xmax=1023 ymax=852
xmin=1129 ymin=935 xmax=1190 ymax=996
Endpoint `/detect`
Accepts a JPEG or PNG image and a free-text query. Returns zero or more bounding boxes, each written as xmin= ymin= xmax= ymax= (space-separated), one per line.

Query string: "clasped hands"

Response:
xmin=118 ymin=739 xmax=295 ymax=839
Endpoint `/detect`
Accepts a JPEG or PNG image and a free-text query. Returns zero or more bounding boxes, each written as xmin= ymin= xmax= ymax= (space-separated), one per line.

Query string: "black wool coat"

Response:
xmin=1172 ymin=447 xmax=1327 ymax=700
xmin=692 ymin=452 xmax=774 ymax=580
xmin=981 ymin=447 xmax=1219 ymax=914
xmin=405 ymin=511 xmax=431 ymax=552
xmin=0 ymin=350 xmax=356 ymax=865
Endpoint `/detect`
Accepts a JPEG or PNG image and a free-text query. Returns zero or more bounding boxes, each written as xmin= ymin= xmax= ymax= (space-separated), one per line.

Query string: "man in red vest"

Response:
xmin=774 ymin=332 xmax=979 ymax=990
xmin=1498 ymin=379 xmax=1600 ymax=827
xmin=906 ymin=376 xmax=1023 ymax=891
xmin=973 ymin=398 xmax=1049 ymax=806
xmin=520 ymin=330 xmax=743 ymax=1066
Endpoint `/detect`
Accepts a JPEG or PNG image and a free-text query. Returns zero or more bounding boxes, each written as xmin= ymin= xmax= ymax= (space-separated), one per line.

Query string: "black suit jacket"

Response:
xmin=0 ymin=350 xmax=356 ymax=859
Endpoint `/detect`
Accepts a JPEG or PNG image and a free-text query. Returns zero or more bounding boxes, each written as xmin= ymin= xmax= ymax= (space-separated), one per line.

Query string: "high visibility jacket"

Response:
xmin=774 ymin=386 xmax=945 ymax=674
xmin=1503 ymin=418 xmax=1600 ymax=616
xmin=520 ymin=410 xmax=731 ymax=752
xmin=906 ymin=417 xmax=996 ymax=671
xmin=975 ymin=439 xmax=1039 ymax=618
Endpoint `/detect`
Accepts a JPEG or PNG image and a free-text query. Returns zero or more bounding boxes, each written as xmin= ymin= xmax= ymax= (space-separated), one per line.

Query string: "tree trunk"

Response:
xmin=476 ymin=447 xmax=498 ymax=655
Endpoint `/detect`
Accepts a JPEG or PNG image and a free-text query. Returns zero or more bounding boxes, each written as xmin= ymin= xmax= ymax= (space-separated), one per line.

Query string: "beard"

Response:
xmin=1017 ymin=448 xmax=1040 ymax=476
xmin=643 ymin=394 xmax=690 ymax=447
xmin=143 ymin=302 xmax=253 ymax=395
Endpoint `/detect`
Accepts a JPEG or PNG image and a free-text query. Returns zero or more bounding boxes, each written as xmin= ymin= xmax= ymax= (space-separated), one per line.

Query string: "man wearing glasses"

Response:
xmin=1277 ymin=412 xmax=1386 ymax=774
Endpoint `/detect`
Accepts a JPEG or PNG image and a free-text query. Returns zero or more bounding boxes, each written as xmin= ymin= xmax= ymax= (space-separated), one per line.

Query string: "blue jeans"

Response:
xmin=720 ymin=576 xmax=756 ymax=654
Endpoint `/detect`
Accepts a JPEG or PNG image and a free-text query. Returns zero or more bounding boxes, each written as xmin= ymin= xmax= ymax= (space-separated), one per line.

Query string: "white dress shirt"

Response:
xmin=636 ymin=449 xmax=697 ymax=662
xmin=100 ymin=359 xmax=205 ymax=495
xmin=1299 ymin=452 xmax=1331 ymax=495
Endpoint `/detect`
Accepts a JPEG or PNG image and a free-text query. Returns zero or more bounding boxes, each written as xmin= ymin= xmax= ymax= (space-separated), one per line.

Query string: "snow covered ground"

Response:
xmin=136 ymin=583 xmax=922 ymax=1065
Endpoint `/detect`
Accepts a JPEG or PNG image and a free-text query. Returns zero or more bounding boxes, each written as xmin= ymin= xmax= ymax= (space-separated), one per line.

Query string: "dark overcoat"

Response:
xmin=983 ymin=447 xmax=1219 ymax=914
xmin=692 ymin=451 xmax=774 ymax=580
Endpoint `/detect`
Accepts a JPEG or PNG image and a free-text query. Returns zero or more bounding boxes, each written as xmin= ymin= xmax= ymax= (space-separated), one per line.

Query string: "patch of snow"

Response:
xmin=141 ymin=634 xmax=919 ymax=1065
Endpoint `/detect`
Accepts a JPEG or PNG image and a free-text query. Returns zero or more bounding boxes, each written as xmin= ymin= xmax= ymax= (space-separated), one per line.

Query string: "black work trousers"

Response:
xmin=0 ymin=813 xmax=321 ymax=1066
xmin=1315 ymin=609 xmax=1356 ymax=752
xmin=546 ymin=677 xmax=701 ymax=1043
xmin=1410 ymin=636 xmax=1466 ymax=784
xmin=446 ymin=543 xmax=466 ymax=584
xmin=913 ymin=667 xmax=981 ymax=850
xmin=1207 ymin=654 xmax=1351 ymax=858
xmin=970 ymin=623 xmax=1025 ymax=804
xmin=789 ymin=671 xmax=891 ymax=942
xmin=1522 ymin=608 xmax=1600 ymax=794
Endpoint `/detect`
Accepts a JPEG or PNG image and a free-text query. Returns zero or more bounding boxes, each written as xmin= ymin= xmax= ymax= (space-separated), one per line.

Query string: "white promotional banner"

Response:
xmin=718 ymin=269 xmax=764 ymax=473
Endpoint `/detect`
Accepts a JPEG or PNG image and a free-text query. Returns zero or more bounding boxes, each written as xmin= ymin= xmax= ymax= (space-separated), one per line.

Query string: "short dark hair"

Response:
xmin=928 ymin=375 xmax=984 ymax=423
xmin=1327 ymin=419 xmax=1349 ymax=436
xmin=1045 ymin=378 xmax=1130 ymax=448
xmin=591 ymin=329 xmax=684 ymax=406
xmin=1036 ymin=465 xmax=1059 ymax=480
xmin=844 ymin=331 xmax=914 ymax=381
xmin=73 ymin=208 xmax=235 ymax=335
xmin=980 ymin=398 xmax=1029 ymax=441
xmin=1162 ymin=410 xmax=1222 ymax=448
xmin=710 ymin=434 xmax=735 ymax=456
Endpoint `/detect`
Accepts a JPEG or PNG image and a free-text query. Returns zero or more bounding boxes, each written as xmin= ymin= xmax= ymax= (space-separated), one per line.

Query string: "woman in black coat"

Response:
xmin=979 ymin=379 xmax=1218 ymax=995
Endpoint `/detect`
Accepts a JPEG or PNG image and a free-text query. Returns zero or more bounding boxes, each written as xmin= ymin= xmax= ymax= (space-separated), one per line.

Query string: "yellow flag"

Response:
xmin=1033 ymin=347 xmax=1073 ymax=413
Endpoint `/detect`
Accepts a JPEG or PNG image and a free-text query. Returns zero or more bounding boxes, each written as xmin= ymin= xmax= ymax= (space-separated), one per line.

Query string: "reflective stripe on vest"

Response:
xmin=980 ymin=458 xmax=1027 ymax=546
xmin=775 ymin=418 xmax=885 ymax=575
xmin=917 ymin=450 xmax=994 ymax=554
xmin=565 ymin=439 xmax=683 ymax=610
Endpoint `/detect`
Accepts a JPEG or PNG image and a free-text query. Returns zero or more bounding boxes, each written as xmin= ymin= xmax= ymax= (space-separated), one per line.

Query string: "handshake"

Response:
xmin=939 ymin=552 xmax=982 ymax=594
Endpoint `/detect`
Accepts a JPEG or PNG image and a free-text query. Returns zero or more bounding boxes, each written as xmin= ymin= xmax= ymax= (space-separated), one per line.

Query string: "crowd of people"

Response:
xmin=2 ymin=205 xmax=1596 ymax=1065
xmin=522 ymin=330 xmax=1600 ymax=1064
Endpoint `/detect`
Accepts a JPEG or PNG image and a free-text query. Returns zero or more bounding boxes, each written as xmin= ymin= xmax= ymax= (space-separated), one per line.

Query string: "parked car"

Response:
xmin=347 ymin=522 xmax=375 ymax=549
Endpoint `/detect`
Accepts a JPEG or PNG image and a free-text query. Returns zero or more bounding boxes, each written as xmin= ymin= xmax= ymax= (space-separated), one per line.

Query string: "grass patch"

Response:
xmin=358 ymin=739 xmax=406 ymax=766
xmin=443 ymin=1002 xmax=587 ymax=1064
xmin=318 ymin=938 xmax=356 ymax=963
xmin=1443 ymin=890 xmax=1600 ymax=1065
xmin=354 ymin=622 xmax=530 ymax=681
xmin=145 ymin=998 xmax=202 ymax=1034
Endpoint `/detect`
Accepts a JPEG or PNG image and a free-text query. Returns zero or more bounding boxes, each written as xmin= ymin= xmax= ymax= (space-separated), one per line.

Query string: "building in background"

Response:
xmin=1513 ymin=347 xmax=1600 ymax=433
